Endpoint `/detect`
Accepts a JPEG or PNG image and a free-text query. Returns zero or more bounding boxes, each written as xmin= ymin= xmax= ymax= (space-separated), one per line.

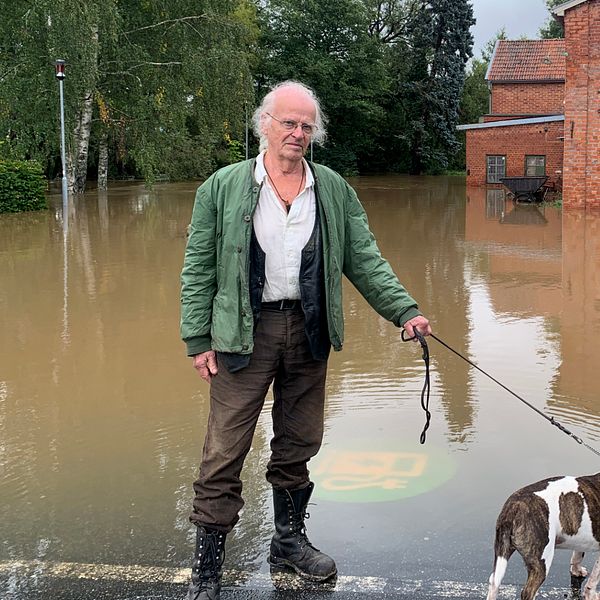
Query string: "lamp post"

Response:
xmin=55 ymin=59 xmax=68 ymax=205
xmin=245 ymin=102 xmax=249 ymax=161
xmin=55 ymin=60 xmax=70 ymax=344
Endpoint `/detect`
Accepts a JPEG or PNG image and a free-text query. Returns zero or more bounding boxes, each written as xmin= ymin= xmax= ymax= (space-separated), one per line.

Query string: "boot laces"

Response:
xmin=289 ymin=506 xmax=319 ymax=551
xmin=193 ymin=530 xmax=225 ymax=585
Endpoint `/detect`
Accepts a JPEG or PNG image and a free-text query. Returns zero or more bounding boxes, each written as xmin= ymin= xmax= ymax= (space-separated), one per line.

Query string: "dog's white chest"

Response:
xmin=535 ymin=477 xmax=600 ymax=552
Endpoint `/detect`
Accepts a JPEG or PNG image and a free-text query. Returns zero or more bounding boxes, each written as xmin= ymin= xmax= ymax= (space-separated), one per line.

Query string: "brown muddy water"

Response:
xmin=1 ymin=177 xmax=600 ymax=597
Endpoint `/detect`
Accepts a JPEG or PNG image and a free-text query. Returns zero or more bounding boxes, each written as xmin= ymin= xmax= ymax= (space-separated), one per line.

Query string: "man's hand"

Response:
xmin=403 ymin=316 xmax=432 ymax=340
xmin=192 ymin=351 xmax=218 ymax=383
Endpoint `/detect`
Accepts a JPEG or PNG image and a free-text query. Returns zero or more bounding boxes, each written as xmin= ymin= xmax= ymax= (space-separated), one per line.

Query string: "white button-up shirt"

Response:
xmin=253 ymin=151 xmax=316 ymax=302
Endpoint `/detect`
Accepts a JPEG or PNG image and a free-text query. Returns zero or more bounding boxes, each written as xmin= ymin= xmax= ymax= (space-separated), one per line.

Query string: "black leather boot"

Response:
xmin=269 ymin=482 xmax=337 ymax=581
xmin=186 ymin=526 xmax=226 ymax=600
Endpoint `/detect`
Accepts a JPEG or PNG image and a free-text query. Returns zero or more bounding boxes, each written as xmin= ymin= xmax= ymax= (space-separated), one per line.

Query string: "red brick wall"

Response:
xmin=562 ymin=1 xmax=600 ymax=209
xmin=465 ymin=120 xmax=564 ymax=187
xmin=491 ymin=82 xmax=565 ymax=115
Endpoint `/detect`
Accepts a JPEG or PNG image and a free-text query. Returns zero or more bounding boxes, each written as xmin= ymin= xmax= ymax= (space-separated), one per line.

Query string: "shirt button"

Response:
xmin=242 ymin=344 xmax=249 ymax=351
xmin=243 ymin=215 xmax=251 ymax=222
xmin=237 ymin=246 xmax=242 ymax=253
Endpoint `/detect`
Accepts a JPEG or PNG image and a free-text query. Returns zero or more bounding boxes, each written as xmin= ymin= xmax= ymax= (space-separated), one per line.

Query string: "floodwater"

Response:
xmin=1 ymin=176 xmax=600 ymax=598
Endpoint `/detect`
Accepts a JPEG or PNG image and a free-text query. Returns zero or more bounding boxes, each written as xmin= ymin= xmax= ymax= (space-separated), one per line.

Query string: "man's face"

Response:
xmin=263 ymin=88 xmax=317 ymax=163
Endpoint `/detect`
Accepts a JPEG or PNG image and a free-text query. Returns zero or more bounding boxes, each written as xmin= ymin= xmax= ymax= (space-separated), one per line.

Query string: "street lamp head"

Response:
xmin=55 ymin=59 xmax=66 ymax=80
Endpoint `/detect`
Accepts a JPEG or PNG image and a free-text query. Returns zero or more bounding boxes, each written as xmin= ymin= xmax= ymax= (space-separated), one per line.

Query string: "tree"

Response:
xmin=399 ymin=0 xmax=475 ymax=174
xmin=459 ymin=28 xmax=507 ymax=126
xmin=451 ymin=29 xmax=507 ymax=170
xmin=460 ymin=59 xmax=488 ymax=125
xmin=0 ymin=0 xmax=256 ymax=191
xmin=255 ymin=0 xmax=391 ymax=175
xmin=539 ymin=0 xmax=564 ymax=39
xmin=255 ymin=0 xmax=473 ymax=175
xmin=366 ymin=0 xmax=420 ymax=44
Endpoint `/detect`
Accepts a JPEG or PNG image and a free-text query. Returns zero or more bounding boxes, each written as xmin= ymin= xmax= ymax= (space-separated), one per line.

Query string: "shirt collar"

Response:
xmin=255 ymin=150 xmax=314 ymax=188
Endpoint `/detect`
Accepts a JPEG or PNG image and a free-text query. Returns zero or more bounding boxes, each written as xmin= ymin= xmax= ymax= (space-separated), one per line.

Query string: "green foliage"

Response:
xmin=255 ymin=0 xmax=390 ymax=175
xmin=481 ymin=28 xmax=507 ymax=63
xmin=542 ymin=192 xmax=562 ymax=209
xmin=255 ymin=0 xmax=474 ymax=175
xmin=0 ymin=0 xmax=256 ymax=185
xmin=460 ymin=58 xmax=489 ymax=124
xmin=398 ymin=0 xmax=475 ymax=174
xmin=0 ymin=160 xmax=48 ymax=212
xmin=227 ymin=139 xmax=246 ymax=164
xmin=540 ymin=0 xmax=564 ymax=38
xmin=459 ymin=29 xmax=508 ymax=127
xmin=0 ymin=0 xmax=556 ymax=180
xmin=453 ymin=30 xmax=509 ymax=169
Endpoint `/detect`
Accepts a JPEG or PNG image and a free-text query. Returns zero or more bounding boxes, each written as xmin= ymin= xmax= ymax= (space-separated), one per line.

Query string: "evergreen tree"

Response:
xmin=400 ymin=0 xmax=475 ymax=174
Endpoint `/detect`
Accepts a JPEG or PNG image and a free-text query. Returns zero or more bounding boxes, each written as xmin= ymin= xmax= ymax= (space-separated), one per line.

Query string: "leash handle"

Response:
xmin=402 ymin=328 xmax=431 ymax=444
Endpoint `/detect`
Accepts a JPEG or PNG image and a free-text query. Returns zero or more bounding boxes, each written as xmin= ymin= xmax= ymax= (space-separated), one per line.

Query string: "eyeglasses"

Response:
xmin=266 ymin=112 xmax=317 ymax=136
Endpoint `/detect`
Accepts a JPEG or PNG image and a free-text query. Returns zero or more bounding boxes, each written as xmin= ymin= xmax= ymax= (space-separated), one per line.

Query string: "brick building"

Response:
xmin=459 ymin=0 xmax=600 ymax=209
xmin=555 ymin=0 xmax=600 ymax=208
xmin=458 ymin=39 xmax=566 ymax=192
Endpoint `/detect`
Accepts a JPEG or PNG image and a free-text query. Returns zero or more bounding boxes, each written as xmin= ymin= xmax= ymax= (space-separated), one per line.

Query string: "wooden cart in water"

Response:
xmin=499 ymin=176 xmax=549 ymax=202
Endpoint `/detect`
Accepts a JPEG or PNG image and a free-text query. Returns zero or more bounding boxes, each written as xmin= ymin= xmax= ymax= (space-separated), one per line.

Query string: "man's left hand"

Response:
xmin=403 ymin=316 xmax=432 ymax=340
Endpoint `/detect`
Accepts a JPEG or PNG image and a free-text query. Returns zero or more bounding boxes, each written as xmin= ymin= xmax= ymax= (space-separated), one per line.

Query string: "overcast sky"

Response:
xmin=470 ymin=0 xmax=552 ymax=56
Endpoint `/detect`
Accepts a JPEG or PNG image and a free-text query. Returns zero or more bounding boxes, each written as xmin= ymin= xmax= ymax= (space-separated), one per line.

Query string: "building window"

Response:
xmin=487 ymin=155 xmax=506 ymax=184
xmin=525 ymin=155 xmax=546 ymax=177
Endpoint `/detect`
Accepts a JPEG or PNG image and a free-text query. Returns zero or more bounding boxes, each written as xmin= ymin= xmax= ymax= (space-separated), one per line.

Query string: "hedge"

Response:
xmin=0 ymin=160 xmax=48 ymax=213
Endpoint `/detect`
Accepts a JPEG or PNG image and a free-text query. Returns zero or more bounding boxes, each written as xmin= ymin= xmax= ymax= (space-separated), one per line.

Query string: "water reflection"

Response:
xmin=554 ymin=210 xmax=600 ymax=435
xmin=465 ymin=188 xmax=600 ymax=436
xmin=1 ymin=178 xmax=600 ymax=596
xmin=340 ymin=175 xmax=474 ymax=447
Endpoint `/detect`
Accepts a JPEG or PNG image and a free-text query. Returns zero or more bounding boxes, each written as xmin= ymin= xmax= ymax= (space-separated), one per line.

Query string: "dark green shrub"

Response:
xmin=0 ymin=160 xmax=48 ymax=213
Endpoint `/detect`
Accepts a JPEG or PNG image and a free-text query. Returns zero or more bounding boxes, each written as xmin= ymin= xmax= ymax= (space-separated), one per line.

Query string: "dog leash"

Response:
xmin=425 ymin=333 xmax=600 ymax=458
xmin=402 ymin=328 xmax=431 ymax=444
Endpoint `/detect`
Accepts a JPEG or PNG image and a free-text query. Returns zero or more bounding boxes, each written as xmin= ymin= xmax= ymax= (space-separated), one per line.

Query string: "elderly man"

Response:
xmin=180 ymin=80 xmax=431 ymax=600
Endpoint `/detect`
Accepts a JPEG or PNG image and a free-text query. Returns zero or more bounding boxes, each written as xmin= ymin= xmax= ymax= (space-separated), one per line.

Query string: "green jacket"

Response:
xmin=180 ymin=159 xmax=421 ymax=357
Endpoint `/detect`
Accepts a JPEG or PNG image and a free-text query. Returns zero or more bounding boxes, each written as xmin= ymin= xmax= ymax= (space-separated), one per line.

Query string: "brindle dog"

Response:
xmin=486 ymin=474 xmax=600 ymax=600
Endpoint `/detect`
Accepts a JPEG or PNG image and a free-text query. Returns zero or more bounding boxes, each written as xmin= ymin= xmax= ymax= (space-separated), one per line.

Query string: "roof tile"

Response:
xmin=487 ymin=39 xmax=566 ymax=82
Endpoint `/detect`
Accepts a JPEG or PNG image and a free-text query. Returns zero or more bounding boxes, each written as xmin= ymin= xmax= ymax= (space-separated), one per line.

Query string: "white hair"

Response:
xmin=251 ymin=80 xmax=327 ymax=152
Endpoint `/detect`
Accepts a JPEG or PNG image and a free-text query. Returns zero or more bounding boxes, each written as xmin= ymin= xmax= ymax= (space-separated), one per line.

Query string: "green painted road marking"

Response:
xmin=311 ymin=440 xmax=456 ymax=503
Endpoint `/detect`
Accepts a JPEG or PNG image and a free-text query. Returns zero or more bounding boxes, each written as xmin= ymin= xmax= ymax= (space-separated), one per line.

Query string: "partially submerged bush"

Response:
xmin=0 ymin=160 xmax=47 ymax=213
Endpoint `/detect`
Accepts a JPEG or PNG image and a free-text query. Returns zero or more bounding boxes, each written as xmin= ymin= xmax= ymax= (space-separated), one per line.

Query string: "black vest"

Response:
xmin=218 ymin=207 xmax=330 ymax=373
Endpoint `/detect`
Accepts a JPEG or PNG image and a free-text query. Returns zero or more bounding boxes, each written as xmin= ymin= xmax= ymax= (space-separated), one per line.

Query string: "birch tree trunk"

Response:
xmin=97 ymin=131 xmax=108 ymax=190
xmin=69 ymin=91 xmax=94 ymax=194
xmin=68 ymin=25 xmax=99 ymax=194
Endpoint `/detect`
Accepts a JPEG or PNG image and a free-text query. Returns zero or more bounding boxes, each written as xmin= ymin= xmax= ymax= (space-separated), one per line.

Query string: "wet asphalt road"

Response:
xmin=0 ymin=581 xmax=582 ymax=600
xmin=1 ymin=565 xmax=584 ymax=600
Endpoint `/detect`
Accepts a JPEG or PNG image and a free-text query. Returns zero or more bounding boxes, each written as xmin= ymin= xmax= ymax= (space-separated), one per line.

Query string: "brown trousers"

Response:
xmin=190 ymin=307 xmax=328 ymax=532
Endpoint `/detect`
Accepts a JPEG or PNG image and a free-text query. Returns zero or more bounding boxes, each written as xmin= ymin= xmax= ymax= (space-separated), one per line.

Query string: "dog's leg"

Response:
xmin=571 ymin=551 xmax=588 ymax=577
xmin=487 ymin=519 xmax=516 ymax=600
xmin=521 ymin=556 xmax=548 ymax=600
xmin=582 ymin=555 xmax=600 ymax=600
xmin=571 ymin=552 xmax=588 ymax=599
xmin=486 ymin=556 xmax=509 ymax=600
